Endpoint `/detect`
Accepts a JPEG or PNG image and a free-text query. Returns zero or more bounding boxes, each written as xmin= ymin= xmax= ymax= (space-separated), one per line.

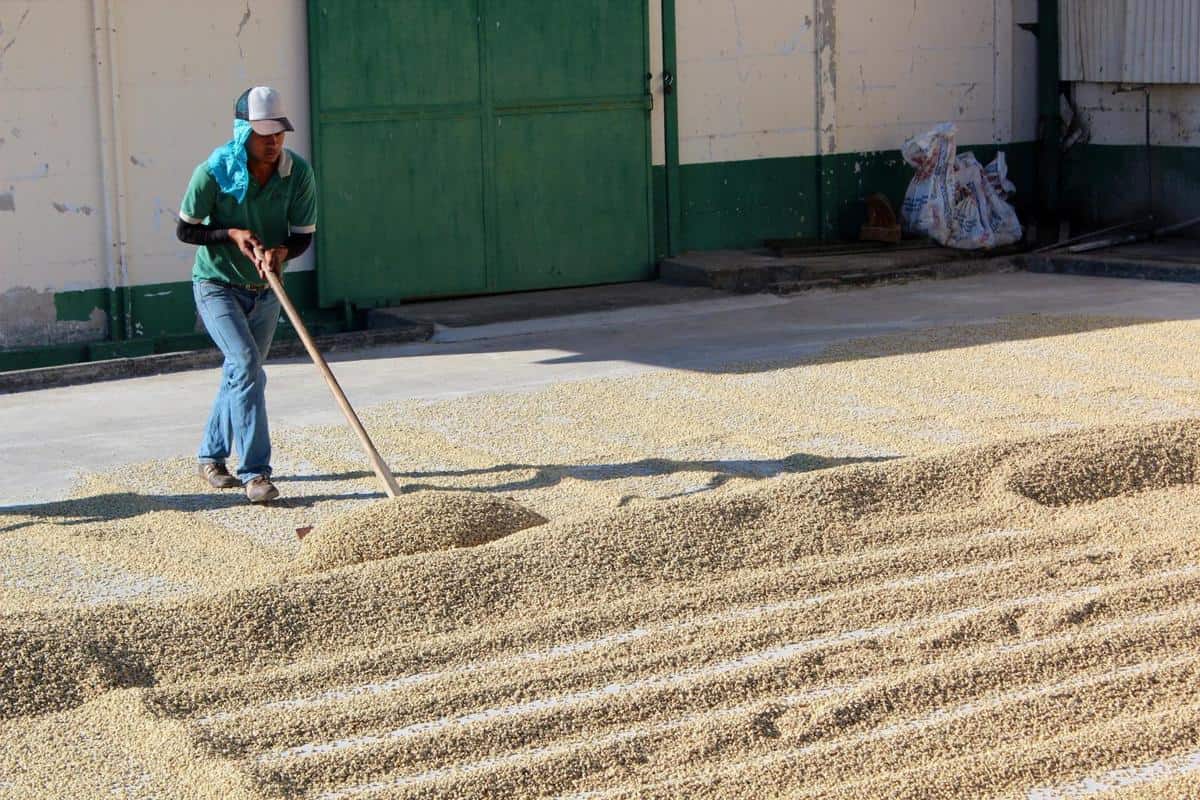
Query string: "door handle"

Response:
xmin=662 ymin=70 xmax=675 ymax=95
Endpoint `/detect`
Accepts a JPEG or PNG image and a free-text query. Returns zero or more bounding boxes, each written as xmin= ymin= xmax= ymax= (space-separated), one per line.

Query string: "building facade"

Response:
xmin=2 ymin=0 xmax=1045 ymax=368
xmin=1058 ymin=0 xmax=1200 ymax=231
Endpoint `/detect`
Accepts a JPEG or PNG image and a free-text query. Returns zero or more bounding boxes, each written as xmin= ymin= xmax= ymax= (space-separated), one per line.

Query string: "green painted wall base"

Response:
xmin=667 ymin=142 xmax=1037 ymax=252
xmin=5 ymin=141 xmax=1042 ymax=374
xmin=0 ymin=271 xmax=342 ymax=374
xmin=678 ymin=156 xmax=816 ymax=251
xmin=1062 ymin=144 xmax=1200 ymax=232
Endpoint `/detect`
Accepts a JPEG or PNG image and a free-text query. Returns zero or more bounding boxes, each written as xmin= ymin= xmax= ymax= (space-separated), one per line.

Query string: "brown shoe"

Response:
xmin=245 ymin=476 xmax=280 ymax=504
xmin=199 ymin=462 xmax=241 ymax=489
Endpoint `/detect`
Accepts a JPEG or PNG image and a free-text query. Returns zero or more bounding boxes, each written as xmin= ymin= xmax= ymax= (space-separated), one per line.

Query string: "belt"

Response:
xmin=206 ymin=277 xmax=270 ymax=293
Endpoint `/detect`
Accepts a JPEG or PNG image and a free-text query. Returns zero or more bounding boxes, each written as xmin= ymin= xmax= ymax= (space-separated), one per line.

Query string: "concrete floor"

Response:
xmin=1099 ymin=237 xmax=1200 ymax=264
xmin=3 ymin=271 xmax=1198 ymax=507
xmin=367 ymin=281 xmax=726 ymax=329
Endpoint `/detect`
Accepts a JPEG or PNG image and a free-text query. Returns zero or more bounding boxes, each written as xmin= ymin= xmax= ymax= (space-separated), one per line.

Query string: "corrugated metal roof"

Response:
xmin=1061 ymin=0 xmax=1200 ymax=84
xmin=1061 ymin=0 xmax=1125 ymax=81
xmin=1124 ymin=0 xmax=1200 ymax=83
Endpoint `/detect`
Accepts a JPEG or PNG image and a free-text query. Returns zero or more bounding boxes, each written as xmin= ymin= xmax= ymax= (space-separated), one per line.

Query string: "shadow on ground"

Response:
xmin=311 ymin=276 xmax=1200 ymax=376
xmin=283 ymin=453 xmax=898 ymax=502
xmin=0 ymin=490 xmax=372 ymax=532
xmin=0 ymin=453 xmax=896 ymax=529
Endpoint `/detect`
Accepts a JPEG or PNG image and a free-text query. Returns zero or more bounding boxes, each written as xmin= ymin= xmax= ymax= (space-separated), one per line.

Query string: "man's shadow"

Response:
xmin=0 ymin=489 xmax=372 ymax=533
xmin=287 ymin=451 xmax=898 ymax=501
xmin=0 ymin=453 xmax=896 ymax=533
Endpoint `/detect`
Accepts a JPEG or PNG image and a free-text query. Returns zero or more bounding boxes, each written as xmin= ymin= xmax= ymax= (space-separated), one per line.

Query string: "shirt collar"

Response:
xmin=278 ymin=148 xmax=294 ymax=178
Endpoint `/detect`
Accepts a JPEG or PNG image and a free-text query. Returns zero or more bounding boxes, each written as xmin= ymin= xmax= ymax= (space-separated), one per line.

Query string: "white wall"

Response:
xmin=650 ymin=0 xmax=666 ymax=167
xmin=0 ymin=0 xmax=108 ymax=346
xmin=1012 ymin=0 xmax=1039 ymax=144
xmin=670 ymin=0 xmax=1040 ymax=166
xmin=674 ymin=0 xmax=816 ymax=165
xmin=0 ymin=0 xmax=311 ymax=347
xmin=1072 ymin=82 xmax=1200 ymax=147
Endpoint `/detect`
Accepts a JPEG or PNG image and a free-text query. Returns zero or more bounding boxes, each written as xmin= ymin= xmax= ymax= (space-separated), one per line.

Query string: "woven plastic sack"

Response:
xmin=900 ymin=122 xmax=957 ymax=245
xmin=901 ymin=124 xmax=1023 ymax=250
xmin=945 ymin=152 xmax=996 ymax=250
xmin=982 ymin=151 xmax=1023 ymax=246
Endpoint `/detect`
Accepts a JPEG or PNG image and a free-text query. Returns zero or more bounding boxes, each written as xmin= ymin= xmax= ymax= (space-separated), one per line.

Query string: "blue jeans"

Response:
xmin=193 ymin=280 xmax=281 ymax=481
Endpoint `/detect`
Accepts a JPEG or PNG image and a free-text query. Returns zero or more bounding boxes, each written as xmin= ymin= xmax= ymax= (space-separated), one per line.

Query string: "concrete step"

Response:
xmin=765 ymin=279 xmax=840 ymax=296
xmin=663 ymin=245 xmax=1023 ymax=294
xmin=0 ymin=322 xmax=436 ymax=395
xmin=366 ymin=282 xmax=728 ymax=332
xmin=766 ymin=261 xmax=1012 ymax=296
xmin=1021 ymin=239 xmax=1200 ymax=282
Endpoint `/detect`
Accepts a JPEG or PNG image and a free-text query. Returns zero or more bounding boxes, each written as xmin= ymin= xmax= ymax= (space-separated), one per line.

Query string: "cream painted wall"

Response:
xmin=671 ymin=0 xmax=1041 ymax=166
xmin=0 ymin=0 xmax=312 ymax=308
xmin=675 ymin=0 xmax=817 ymax=165
xmin=1013 ymin=0 xmax=1039 ymax=144
xmin=650 ymin=0 xmax=666 ymax=167
xmin=0 ymin=0 xmax=107 ymax=296
xmin=836 ymin=0 xmax=1008 ymax=152
xmin=1072 ymin=83 xmax=1200 ymax=147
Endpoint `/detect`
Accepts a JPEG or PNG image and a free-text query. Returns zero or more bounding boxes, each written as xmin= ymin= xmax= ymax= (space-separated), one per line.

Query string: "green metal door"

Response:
xmin=308 ymin=1 xmax=654 ymax=307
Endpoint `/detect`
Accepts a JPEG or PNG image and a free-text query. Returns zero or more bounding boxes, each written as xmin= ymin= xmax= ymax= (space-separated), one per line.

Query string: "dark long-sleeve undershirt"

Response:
xmin=176 ymin=218 xmax=312 ymax=260
xmin=175 ymin=218 xmax=230 ymax=246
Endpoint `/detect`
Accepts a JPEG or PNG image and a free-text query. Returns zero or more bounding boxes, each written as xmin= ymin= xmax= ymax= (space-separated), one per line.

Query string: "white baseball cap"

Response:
xmin=235 ymin=86 xmax=295 ymax=135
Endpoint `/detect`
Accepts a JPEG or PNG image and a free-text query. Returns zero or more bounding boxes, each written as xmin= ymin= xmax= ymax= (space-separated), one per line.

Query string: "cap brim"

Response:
xmin=250 ymin=117 xmax=294 ymax=135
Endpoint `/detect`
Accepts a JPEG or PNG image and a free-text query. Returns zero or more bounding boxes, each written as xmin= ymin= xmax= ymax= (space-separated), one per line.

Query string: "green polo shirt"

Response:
xmin=179 ymin=148 xmax=318 ymax=286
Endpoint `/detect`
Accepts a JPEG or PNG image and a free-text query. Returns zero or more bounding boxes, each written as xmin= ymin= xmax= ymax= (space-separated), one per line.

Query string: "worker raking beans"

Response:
xmin=176 ymin=86 xmax=318 ymax=504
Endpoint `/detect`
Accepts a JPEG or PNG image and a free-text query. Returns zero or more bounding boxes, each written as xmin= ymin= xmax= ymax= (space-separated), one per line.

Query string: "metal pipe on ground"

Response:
xmin=1156 ymin=217 xmax=1200 ymax=237
xmin=1032 ymin=218 xmax=1154 ymax=254
xmin=1068 ymin=216 xmax=1200 ymax=255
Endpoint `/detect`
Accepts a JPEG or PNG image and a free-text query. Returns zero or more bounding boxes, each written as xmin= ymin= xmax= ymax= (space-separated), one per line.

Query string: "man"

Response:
xmin=176 ymin=86 xmax=318 ymax=503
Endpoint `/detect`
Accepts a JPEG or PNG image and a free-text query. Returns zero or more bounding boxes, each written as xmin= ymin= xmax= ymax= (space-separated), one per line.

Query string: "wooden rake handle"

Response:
xmin=263 ymin=269 xmax=402 ymax=499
